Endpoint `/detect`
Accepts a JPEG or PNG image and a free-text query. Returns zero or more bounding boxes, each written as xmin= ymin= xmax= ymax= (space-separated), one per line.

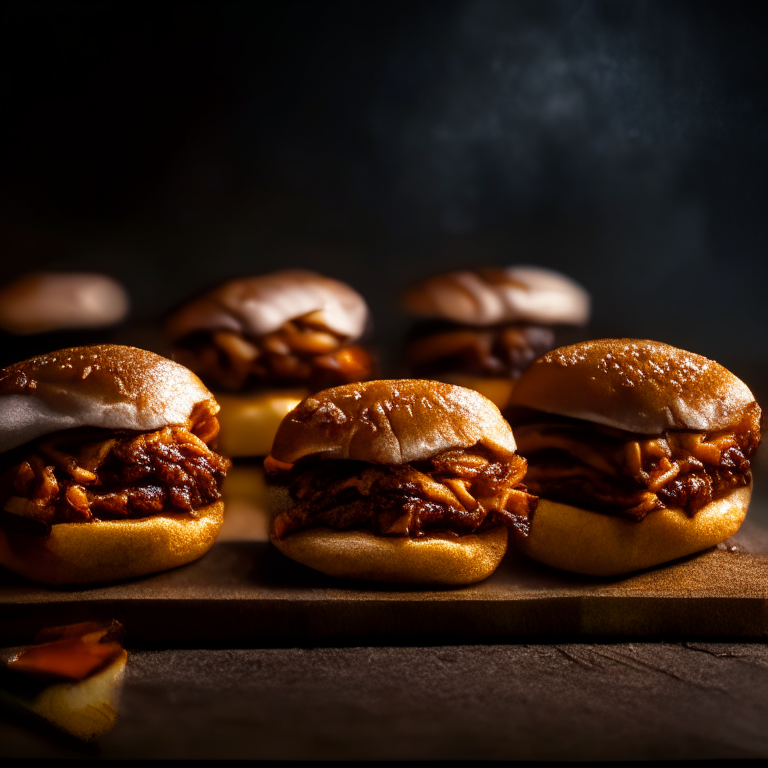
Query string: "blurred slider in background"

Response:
xmin=0 ymin=273 xmax=130 ymax=368
xmin=402 ymin=266 xmax=591 ymax=408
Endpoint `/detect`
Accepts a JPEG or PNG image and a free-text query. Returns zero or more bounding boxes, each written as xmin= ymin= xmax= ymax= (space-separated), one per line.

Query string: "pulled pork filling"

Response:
xmin=268 ymin=446 xmax=537 ymax=540
xmin=405 ymin=322 xmax=555 ymax=379
xmin=173 ymin=313 xmax=374 ymax=391
xmin=0 ymin=405 xmax=230 ymax=528
xmin=513 ymin=415 xmax=760 ymax=520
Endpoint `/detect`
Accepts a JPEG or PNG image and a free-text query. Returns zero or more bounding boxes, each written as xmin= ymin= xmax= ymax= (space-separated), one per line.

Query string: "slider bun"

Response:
xmin=0 ymin=501 xmax=223 ymax=585
xmin=216 ymin=388 xmax=308 ymax=457
xmin=518 ymin=486 xmax=750 ymax=576
xmin=270 ymin=524 xmax=508 ymax=585
xmin=166 ymin=269 xmax=369 ymax=343
xmin=0 ymin=272 xmax=130 ymax=336
xmin=508 ymin=339 xmax=760 ymax=434
xmin=0 ymin=345 xmax=218 ymax=453
xmin=270 ymin=379 xmax=518 ymax=466
xmin=402 ymin=266 xmax=590 ymax=326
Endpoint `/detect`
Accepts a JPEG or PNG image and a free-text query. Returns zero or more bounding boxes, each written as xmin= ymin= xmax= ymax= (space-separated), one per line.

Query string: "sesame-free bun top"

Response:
xmin=0 ymin=272 xmax=130 ymax=335
xmin=0 ymin=345 xmax=217 ymax=453
xmin=166 ymin=269 xmax=369 ymax=343
xmin=508 ymin=339 xmax=760 ymax=435
xmin=270 ymin=379 xmax=517 ymax=466
xmin=402 ymin=266 xmax=590 ymax=326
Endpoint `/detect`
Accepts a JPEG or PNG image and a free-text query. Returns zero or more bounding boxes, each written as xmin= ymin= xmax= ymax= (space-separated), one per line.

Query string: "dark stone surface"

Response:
xmin=1 ymin=642 xmax=767 ymax=759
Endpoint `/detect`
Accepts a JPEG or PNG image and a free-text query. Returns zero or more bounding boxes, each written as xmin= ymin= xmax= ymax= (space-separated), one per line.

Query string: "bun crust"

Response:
xmin=270 ymin=525 xmax=508 ymax=585
xmin=508 ymin=339 xmax=759 ymax=434
xmin=0 ymin=345 xmax=217 ymax=453
xmin=403 ymin=266 xmax=590 ymax=326
xmin=0 ymin=272 xmax=130 ymax=336
xmin=270 ymin=379 xmax=518 ymax=466
xmin=0 ymin=501 xmax=223 ymax=585
xmin=166 ymin=270 xmax=368 ymax=342
xmin=518 ymin=486 xmax=750 ymax=576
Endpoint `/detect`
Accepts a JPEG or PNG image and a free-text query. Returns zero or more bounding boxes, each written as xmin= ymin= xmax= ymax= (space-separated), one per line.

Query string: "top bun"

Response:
xmin=402 ymin=266 xmax=590 ymax=326
xmin=166 ymin=270 xmax=369 ymax=342
xmin=0 ymin=272 xmax=130 ymax=335
xmin=508 ymin=339 xmax=760 ymax=435
xmin=270 ymin=379 xmax=517 ymax=466
xmin=0 ymin=345 xmax=217 ymax=453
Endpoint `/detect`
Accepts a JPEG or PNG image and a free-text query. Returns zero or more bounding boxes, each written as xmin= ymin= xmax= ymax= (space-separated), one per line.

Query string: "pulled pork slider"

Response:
xmin=166 ymin=270 xmax=374 ymax=457
xmin=506 ymin=339 xmax=761 ymax=576
xmin=0 ymin=345 xmax=230 ymax=584
xmin=402 ymin=266 xmax=590 ymax=408
xmin=265 ymin=380 xmax=537 ymax=584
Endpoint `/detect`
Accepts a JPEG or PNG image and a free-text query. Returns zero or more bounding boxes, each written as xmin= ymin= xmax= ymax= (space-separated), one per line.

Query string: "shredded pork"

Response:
xmin=513 ymin=416 xmax=759 ymax=519
xmin=0 ymin=404 xmax=230 ymax=527
xmin=406 ymin=323 xmax=555 ymax=379
xmin=269 ymin=446 xmax=537 ymax=540
xmin=173 ymin=314 xmax=374 ymax=391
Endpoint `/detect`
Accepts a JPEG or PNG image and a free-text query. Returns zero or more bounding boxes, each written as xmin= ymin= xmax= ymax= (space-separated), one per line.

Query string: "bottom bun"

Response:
xmin=269 ymin=525 xmax=508 ymax=585
xmin=518 ymin=485 xmax=751 ymax=576
xmin=216 ymin=389 xmax=309 ymax=457
xmin=0 ymin=501 xmax=224 ymax=585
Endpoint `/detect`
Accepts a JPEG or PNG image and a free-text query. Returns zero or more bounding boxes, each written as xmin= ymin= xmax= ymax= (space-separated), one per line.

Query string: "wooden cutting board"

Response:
xmin=1 ymin=508 xmax=765 ymax=646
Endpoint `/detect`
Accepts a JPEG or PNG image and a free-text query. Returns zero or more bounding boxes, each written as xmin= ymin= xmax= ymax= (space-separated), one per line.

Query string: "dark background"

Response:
xmin=2 ymin=0 xmax=767 ymax=387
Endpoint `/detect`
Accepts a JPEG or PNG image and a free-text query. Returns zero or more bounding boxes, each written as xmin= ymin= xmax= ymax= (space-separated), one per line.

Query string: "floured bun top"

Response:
xmin=508 ymin=339 xmax=761 ymax=435
xmin=0 ymin=345 xmax=217 ymax=453
xmin=166 ymin=270 xmax=369 ymax=342
xmin=402 ymin=266 xmax=590 ymax=326
xmin=270 ymin=379 xmax=518 ymax=466
xmin=0 ymin=272 xmax=130 ymax=335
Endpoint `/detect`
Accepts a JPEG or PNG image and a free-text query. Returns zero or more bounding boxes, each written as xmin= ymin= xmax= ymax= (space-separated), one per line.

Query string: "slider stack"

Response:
xmin=0 ymin=345 xmax=230 ymax=584
xmin=265 ymin=379 xmax=536 ymax=584
xmin=505 ymin=339 xmax=761 ymax=575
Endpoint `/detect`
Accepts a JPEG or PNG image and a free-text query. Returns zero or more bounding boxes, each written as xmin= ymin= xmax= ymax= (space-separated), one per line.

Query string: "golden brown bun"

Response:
xmin=216 ymin=388 xmax=308 ymax=457
xmin=0 ymin=272 xmax=130 ymax=336
xmin=165 ymin=269 xmax=369 ymax=343
xmin=402 ymin=266 xmax=590 ymax=326
xmin=0 ymin=345 xmax=218 ymax=453
xmin=270 ymin=525 xmax=508 ymax=585
xmin=270 ymin=379 xmax=517 ymax=466
xmin=0 ymin=501 xmax=223 ymax=585
xmin=508 ymin=339 xmax=760 ymax=435
xmin=518 ymin=486 xmax=750 ymax=576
